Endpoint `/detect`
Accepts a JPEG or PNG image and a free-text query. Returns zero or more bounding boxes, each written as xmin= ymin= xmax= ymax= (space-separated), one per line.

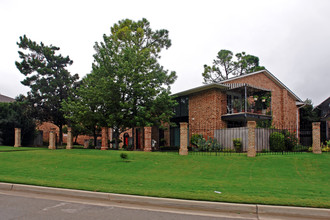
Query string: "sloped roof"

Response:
xmin=219 ymin=69 xmax=302 ymax=102
xmin=172 ymin=69 xmax=303 ymax=103
xmin=0 ymin=94 xmax=15 ymax=103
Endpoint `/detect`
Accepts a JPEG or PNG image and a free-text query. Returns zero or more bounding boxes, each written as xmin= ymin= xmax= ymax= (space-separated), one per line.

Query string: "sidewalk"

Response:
xmin=0 ymin=182 xmax=329 ymax=219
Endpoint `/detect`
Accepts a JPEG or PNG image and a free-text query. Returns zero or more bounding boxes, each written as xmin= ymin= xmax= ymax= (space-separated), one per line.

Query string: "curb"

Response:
xmin=0 ymin=182 xmax=329 ymax=219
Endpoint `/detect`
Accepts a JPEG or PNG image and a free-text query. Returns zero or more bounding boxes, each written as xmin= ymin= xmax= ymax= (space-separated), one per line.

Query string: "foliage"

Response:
xmin=15 ymin=35 xmax=79 ymax=145
xmin=190 ymin=134 xmax=203 ymax=146
xmin=269 ymin=132 xmax=285 ymax=152
xmin=202 ymin=49 xmax=265 ymax=83
xmin=292 ymin=144 xmax=309 ymax=152
xmin=300 ymin=98 xmax=320 ymax=129
xmin=0 ymin=102 xmax=36 ymax=146
xmin=257 ymin=120 xmax=273 ymax=128
xmin=233 ymin=138 xmax=242 ymax=152
xmin=64 ymin=18 xmax=177 ymax=146
xmin=120 ymin=152 xmax=128 ymax=160
xmin=194 ymin=136 xmax=222 ymax=152
xmin=321 ymin=145 xmax=330 ymax=152
xmin=281 ymin=130 xmax=298 ymax=151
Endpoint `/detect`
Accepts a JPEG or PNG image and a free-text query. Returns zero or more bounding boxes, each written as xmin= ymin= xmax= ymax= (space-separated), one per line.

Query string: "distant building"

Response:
xmin=0 ymin=94 xmax=15 ymax=103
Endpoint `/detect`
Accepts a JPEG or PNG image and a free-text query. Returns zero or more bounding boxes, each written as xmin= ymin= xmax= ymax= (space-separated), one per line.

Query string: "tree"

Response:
xmin=15 ymin=35 xmax=79 ymax=145
xmin=300 ymin=98 xmax=320 ymax=129
xmin=202 ymin=49 xmax=265 ymax=83
xmin=0 ymin=101 xmax=36 ymax=146
xmin=64 ymin=18 xmax=177 ymax=147
xmin=62 ymin=74 xmax=103 ymax=147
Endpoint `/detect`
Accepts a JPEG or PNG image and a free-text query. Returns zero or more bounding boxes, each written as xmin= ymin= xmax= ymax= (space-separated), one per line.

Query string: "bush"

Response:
xmin=281 ymin=130 xmax=298 ymax=151
xmin=120 ymin=153 xmax=128 ymax=160
xmin=269 ymin=132 xmax=285 ymax=152
xmin=0 ymin=102 xmax=36 ymax=146
xmin=190 ymin=134 xmax=203 ymax=146
xmin=292 ymin=144 xmax=309 ymax=152
xmin=194 ymin=137 xmax=222 ymax=152
xmin=233 ymin=138 xmax=242 ymax=152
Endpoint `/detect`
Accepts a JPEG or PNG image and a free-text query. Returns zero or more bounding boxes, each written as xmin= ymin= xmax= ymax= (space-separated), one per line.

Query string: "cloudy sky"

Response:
xmin=0 ymin=0 xmax=329 ymax=105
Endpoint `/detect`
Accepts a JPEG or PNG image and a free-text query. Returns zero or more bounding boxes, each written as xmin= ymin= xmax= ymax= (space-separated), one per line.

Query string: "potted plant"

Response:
xmin=232 ymin=99 xmax=241 ymax=113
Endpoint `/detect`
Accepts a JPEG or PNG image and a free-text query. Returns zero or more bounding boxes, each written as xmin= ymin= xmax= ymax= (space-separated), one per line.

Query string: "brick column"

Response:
xmin=101 ymin=127 xmax=108 ymax=150
xmin=144 ymin=127 xmax=152 ymax=152
xmin=14 ymin=128 xmax=21 ymax=147
xmin=48 ymin=129 xmax=56 ymax=150
xmin=179 ymin=122 xmax=188 ymax=155
xmin=66 ymin=127 xmax=73 ymax=149
xmin=312 ymin=122 xmax=322 ymax=154
xmin=247 ymin=121 xmax=256 ymax=157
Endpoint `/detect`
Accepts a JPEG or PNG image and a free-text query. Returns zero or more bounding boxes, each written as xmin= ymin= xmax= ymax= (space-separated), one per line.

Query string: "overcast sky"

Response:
xmin=0 ymin=0 xmax=329 ymax=105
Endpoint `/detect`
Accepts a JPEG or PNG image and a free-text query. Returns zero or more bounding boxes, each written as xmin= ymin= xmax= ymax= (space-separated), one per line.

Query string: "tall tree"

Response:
xmin=64 ymin=18 xmax=177 ymax=147
xmin=300 ymin=98 xmax=320 ymax=129
xmin=15 ymin=35 xmax=79 ymax=145
xmin=202 ymin=49 xmax=265 ymax=83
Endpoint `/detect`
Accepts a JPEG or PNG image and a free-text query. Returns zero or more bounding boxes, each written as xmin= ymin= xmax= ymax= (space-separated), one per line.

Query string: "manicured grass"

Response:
xmin=0 ymin=146 xmax=329 ymax=208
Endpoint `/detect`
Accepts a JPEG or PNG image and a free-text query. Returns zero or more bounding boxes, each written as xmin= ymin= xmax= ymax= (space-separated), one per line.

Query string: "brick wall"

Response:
xmin=226 ymin=72 xmax=298 ymax=129
xmin=188 ymin=89 xmax=227 ymax=139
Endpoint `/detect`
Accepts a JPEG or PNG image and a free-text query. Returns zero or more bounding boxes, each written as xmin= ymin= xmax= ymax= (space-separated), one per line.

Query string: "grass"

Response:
xmin=0 ymin=146 xmax=329 ymax=208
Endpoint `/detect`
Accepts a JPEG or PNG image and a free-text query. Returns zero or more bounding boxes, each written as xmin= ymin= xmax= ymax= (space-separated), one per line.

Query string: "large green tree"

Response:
xmin=202 ymin=49 xmax=265 ymax=83
xmin=0 ymin=101 xmax=36 ymax=146
xmin=63 ymin=18 xmax=177 ymax=147
xmin=15 ymin=35 xmax=79 ymax=145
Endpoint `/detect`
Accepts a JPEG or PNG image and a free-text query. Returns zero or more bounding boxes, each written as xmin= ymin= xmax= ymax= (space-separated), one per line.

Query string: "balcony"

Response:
xmin=221 ymin=83 xmax=272 ymax=123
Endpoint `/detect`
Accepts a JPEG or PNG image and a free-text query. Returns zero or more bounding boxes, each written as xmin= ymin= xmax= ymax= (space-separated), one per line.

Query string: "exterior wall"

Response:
xmin=226 ymin=72 xmax=298 ymax=130
xmin=188 ymin=89 xmax=227 ymax=138
xmin=37 ymin=122 xmax=100 ymax=146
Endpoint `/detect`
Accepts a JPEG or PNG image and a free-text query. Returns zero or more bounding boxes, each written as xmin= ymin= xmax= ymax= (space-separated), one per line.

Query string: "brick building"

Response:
xmin=167 ymin=69 xmax=303 ymax=146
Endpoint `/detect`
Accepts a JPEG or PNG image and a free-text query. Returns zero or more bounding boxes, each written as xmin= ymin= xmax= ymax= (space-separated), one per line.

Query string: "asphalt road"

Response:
xmin=0 ymin=192 xmax=255 ymax=220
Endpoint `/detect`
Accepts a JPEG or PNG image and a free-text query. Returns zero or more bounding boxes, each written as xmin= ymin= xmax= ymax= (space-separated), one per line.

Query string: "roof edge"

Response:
xmin=220 ymin=69 xmax=303 ymax=102
xmin=172 ymin=83 xmax=228 ymax=97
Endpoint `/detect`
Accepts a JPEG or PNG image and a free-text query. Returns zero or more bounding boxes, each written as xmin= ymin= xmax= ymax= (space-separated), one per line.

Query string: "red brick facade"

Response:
xmin=225 ymin=72 xmax=299 ymax=129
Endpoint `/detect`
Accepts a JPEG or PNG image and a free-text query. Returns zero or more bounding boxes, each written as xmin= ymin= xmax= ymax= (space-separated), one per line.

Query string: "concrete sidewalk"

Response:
xmin=0 ymin=182 xmax=329 ymax=219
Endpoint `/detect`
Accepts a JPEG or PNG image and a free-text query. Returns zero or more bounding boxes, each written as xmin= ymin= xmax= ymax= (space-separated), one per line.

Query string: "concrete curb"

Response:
xmin=1 ymin=182 xmax=329 ymax=219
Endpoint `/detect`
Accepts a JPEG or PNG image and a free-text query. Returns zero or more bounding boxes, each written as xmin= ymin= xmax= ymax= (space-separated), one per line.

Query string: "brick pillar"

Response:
xmin=101 ymin=127 xmax=108 ymax=150
xmin=14 ymin=128 xmax=21 ymax=147
xmin=312 ymin=122 xmax=322 ymax=154
xmin=66 ymin=127 xmax=73 ymax=149
xmin=48 ymin=129 xmax=56 ymax=150
xmin=163 ymin=123 xmax=170 ymax=146
xmin=179 ymin=122 xmax=188 ymax=155
xmin=144 ymin=126 xmax=152 ymax=152
xmin=108 ymin=128 xmax=113 ymax=148
xmin=247 ymin=121 xmax=256 ymax=157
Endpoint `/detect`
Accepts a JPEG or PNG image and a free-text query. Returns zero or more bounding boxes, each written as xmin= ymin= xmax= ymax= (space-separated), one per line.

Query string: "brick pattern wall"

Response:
xmin=226 ymin=72 xmax=298 ymax=129
xmin=189 ymin=89 xmax=227 ymax=139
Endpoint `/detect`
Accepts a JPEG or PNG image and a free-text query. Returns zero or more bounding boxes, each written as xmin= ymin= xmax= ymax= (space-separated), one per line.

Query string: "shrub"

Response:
xmin=292 ymin=144 xmax=309 ymax=152
xmin=233 ymin=138 xmax=242 ymax=152
xmin=194 ymin=136 xmax=222 ymax=152
xmin=190 ymin=134 xmax=203 ymax=146
xmin=269 ymin=132 xmax=285 ymax=152
xmin=120 ymin=153 xmax=128 ymax=160
xmin=281 ymin=130 xmax=298 ymax=151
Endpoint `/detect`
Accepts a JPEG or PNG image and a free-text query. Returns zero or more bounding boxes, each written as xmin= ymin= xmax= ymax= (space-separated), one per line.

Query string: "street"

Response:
xmin=0 ymin=191 xmax=255 ymax=220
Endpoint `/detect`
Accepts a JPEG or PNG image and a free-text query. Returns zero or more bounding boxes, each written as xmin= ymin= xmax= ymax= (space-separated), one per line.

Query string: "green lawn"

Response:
xmin=0 ymin=146 xmax=329 ymax=208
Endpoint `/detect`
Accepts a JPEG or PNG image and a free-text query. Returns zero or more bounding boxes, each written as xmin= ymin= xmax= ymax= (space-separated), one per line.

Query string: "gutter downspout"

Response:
xmin=297 ymin=103 xmax=307 ymax=139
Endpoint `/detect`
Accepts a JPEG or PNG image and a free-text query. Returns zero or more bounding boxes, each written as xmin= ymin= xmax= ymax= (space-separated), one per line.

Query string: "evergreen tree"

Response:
xmin=15 ymin=35 xmax=79 ymax=145
xmin=202 ymin=49 xmax=265 ymax=83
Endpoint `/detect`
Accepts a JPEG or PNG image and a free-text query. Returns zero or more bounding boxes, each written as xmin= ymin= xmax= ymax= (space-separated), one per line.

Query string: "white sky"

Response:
xmin=0 ymin=0 xmax=329 ymax=105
